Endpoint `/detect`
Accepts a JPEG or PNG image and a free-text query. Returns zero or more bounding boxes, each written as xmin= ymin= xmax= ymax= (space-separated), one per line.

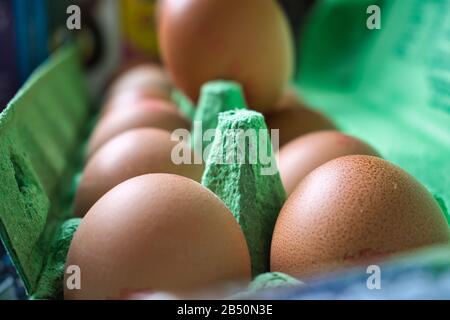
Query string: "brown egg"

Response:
xmin=101 ymin=89 xmax=179 ymax=118
xmin=87 ymin=99 xmax=190 ymax=157
xmin=265 ymin=104 xmax=337 ymax=148
xmin=159 ymin=0 xmax=293 ymax=112
xmin=275 ymin=87 xmax=303 ymax=111
xmin=65 ymin=174 xmax=251 ymax=299
xmin=75 ymin=128 xmax=203 ymax=217
xmin=107 ymin=63 xmax=172 ymax=99
xmin=271 ymin=155 xmax=450 ymax=278
xmin=277 ymin=131 xmax=380 ymax=195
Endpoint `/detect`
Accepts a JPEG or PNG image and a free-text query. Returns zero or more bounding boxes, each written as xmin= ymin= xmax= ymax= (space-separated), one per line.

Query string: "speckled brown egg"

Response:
xmin=87 ymin=99 xmax=190 ymax=157
xmin=107 ymin=63 xmax=172 ymax=99
xmin=277 ymin=131 xmax=380 ymax=195
xmin=75 ymin=128 xmax=203 ymax=217
xmin=271 ymin=155 xmax=450 ymax=278
xmin=65 ymin=174 xmax=251 ymax=300
xmin=159 ymin=0 xmax=293 ymax=112
xmin=265 ymin=104 xmax=337 ymax=148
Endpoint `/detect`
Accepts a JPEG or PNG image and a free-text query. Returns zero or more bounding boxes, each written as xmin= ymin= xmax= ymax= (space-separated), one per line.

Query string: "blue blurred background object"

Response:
xmin=0 ymin=243 xmax=26 ymax=300
xmin=245 ymin=245 xmax=450 ymax=300
xmin=0 ymin=0 xmax=49 ymax=111
xmin=0 ymin=0 xmax=20 ymax=109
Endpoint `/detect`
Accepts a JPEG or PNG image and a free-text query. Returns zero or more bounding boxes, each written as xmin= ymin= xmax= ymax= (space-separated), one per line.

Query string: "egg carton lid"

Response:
xmin=295 ymin=0 xmax=450 ymax=222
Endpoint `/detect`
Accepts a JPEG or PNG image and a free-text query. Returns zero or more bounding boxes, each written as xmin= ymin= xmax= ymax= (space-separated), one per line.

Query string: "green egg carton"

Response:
xmin=0 ymin=43 xmax=291 ymax=299
xmin=0 ymin=45 xmax=90 ymax=299
xmin=1 ymin=0 xmax=450 ymax=300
